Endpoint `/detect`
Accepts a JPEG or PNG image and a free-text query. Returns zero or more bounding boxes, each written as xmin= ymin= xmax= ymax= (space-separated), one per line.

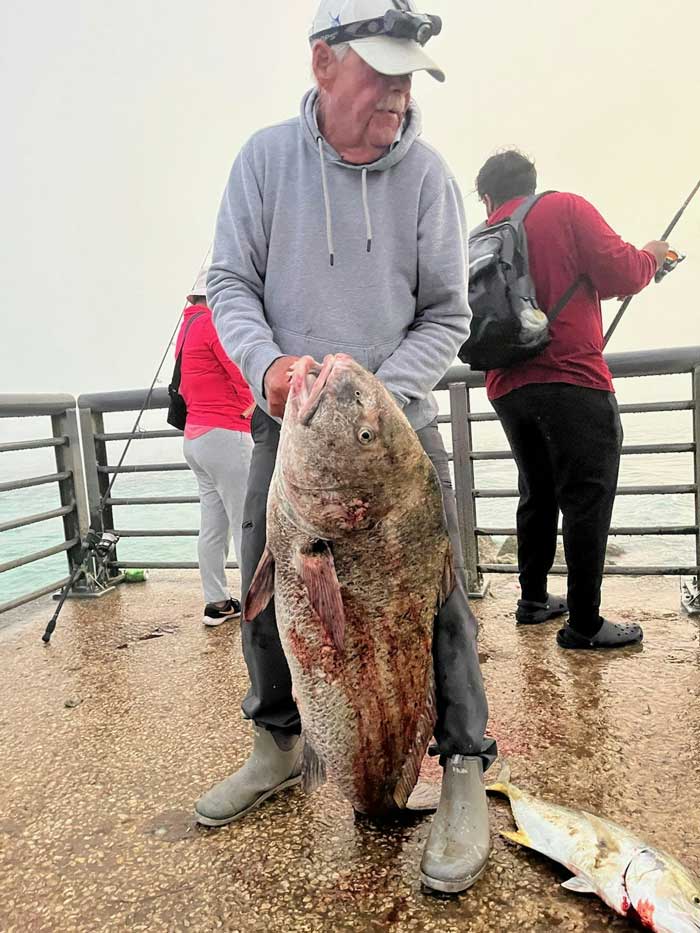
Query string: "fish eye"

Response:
xmin=694 ymin=895 xmax=700 ymax=905
xmin=357 ymin=426 xmax=375 ymax=445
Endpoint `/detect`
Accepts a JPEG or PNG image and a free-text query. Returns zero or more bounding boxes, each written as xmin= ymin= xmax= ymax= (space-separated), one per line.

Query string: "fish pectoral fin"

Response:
xmin=501 ymin=829 xmax=533 ymax=850
xmin=394 ymin=673 xmax=437 ymax=810
xmin=295 ymin=540 xmax=345 ymax=653
xmin=301 ymin=739 xmax=327 ymax=795
xmin=561 ymin=876 xmax=597 ymax=896
xmin=244 ymin=546 xmax=275 ymax=621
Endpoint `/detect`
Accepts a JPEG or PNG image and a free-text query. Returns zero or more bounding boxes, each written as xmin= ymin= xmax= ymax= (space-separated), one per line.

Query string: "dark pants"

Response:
xmin=492 ymin=383 xmax=623 ymax=637
xmin=239 ymin=408 xmax=496 ymax=768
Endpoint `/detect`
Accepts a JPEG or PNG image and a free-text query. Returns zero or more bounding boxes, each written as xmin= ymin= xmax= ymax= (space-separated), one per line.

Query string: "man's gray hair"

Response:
xmin=311 ymin=39 xmax=351 ymax=61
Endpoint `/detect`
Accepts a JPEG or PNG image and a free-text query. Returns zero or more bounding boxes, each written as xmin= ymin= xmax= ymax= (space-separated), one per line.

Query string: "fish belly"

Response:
xmin=275 ymin=530 xmax=444 ymax=814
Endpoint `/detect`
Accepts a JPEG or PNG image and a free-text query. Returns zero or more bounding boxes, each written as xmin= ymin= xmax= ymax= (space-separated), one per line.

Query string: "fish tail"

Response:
xmin=486 ymin=759 xmax=513 ymax=798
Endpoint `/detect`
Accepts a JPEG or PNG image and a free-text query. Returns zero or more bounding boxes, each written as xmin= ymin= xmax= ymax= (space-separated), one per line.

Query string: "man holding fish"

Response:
xmin=197 ymin=0 xmax=497 ymax=895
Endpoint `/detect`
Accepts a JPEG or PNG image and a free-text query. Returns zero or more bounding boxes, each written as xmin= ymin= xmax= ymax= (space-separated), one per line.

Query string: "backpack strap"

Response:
xmin=171 ymin=311 xmax=205 ymax=392
xmin=546 ymin=276 xmax=586 ymax=324
xmin=509 ymin=189 xmax=557 ymax=225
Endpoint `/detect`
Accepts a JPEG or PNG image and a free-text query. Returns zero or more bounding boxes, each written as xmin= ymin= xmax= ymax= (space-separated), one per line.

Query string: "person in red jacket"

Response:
xmin=177 ymin=258 xmax=254 ymax=625
xmin=476 ymin=150 xmax=668 ymax=649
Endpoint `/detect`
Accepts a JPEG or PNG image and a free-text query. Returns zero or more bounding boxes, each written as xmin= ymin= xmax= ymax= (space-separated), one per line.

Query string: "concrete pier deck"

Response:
xmin=1 ymin=572 xmax=699 ymax=932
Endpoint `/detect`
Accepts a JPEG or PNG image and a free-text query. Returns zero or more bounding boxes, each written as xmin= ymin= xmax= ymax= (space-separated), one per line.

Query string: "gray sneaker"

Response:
xmin=195 ymin=727 xmax=303 ymax=826
xmin=420 ymin=756 xmax=491 ymax=894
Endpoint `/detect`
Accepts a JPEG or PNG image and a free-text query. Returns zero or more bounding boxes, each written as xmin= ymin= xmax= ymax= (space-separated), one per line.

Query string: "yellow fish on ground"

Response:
xmin=487 ymin=764 xmax=700 ymax=932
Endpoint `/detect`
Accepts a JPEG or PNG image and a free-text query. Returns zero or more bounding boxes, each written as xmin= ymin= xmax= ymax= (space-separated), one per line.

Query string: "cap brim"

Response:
xmin=349 ymin=37 xmax=445 ymax=83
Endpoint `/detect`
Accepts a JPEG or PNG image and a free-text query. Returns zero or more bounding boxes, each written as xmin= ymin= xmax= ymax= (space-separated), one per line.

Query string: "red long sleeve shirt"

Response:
xmin=175 ymin=304 xmax=253 ymax=433
xmin=484 ymin=193 xmax=657 ymax=401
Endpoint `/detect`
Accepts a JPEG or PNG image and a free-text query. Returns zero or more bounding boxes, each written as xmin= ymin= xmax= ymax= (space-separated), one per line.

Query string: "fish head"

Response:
xmin=281 ymin=354 xmax=423 ymax=537
xmin=624 ymin=848 xmax=700 ymax=932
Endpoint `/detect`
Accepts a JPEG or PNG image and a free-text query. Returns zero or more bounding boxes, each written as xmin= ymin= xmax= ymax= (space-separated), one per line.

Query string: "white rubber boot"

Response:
xmin=420 ymin=756 xmax=491 ymax=893
xmin=194 ymin=727 xmax=302 ymax=826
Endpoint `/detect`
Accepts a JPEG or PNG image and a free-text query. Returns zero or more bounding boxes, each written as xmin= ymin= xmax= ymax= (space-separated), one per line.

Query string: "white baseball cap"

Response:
xmin=187 ymin=245 xmax=212 ymax=302
xmin=309 ymin=0 xmax=446 ymax=83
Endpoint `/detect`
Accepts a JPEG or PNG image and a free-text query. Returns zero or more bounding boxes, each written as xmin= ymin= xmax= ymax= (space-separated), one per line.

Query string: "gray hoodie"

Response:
xmin=208 ymin=88 xmax=470 ymax=430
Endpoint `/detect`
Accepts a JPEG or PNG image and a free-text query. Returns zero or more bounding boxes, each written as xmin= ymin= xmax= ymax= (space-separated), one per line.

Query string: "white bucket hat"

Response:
xmin=187 ymin=246 xmax=212 ymax=303
xmin=309 ymin=0 xmax=445 ymax=83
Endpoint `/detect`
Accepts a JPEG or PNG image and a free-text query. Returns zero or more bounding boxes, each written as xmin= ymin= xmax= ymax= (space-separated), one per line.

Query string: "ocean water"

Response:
xmin=1 ymin=373 xmax=697 ymax=608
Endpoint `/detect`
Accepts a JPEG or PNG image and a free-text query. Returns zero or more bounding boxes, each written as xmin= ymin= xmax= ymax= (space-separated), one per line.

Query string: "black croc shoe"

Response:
xmin=557 ymin=618 xmax=643 ymax=650
xmin=516 ymin=594 xmax=568 ymax=625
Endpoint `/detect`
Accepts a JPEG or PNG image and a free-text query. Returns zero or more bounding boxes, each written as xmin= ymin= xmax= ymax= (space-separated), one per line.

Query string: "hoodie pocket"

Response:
xmin=273 ymin=326 xmax=370 ymax=369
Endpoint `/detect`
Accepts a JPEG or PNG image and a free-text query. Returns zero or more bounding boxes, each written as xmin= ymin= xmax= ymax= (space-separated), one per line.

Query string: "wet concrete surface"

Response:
xmin=1 ymin=572 xmax=699 ymax=932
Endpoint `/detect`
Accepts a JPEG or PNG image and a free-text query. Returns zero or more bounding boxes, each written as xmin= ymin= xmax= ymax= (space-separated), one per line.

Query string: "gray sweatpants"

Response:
xmin=184 ymin=428 xmax=253 ymax=604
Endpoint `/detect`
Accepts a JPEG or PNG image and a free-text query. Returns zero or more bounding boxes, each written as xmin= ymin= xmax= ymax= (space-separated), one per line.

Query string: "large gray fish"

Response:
xmin=488 ymin=765 xmax=700 ymax=932
xmin=245 ymin=354 xmax=454 ymax=816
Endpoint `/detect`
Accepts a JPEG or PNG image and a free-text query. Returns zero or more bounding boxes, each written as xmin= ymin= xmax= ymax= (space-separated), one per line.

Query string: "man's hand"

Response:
xmin=263 ymin=355 xmax=300 ymax=418
xmin=643 ymin=240 xmax=670 ymax=271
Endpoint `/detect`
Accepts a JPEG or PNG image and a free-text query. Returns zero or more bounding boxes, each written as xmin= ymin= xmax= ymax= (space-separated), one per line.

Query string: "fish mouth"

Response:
xmin=289 ymin=353 xmax=351 ymax=427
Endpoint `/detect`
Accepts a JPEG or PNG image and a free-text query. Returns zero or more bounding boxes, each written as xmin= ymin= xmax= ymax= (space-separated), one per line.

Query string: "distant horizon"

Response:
xmin=2 ymin=0 xmax=699 ymax=398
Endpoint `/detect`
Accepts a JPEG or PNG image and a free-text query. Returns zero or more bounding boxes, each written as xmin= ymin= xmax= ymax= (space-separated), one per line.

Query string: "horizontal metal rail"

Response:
xmin=111 ymin=560 xmax=238 ymax=570
xmin=96 ymin=429 xmax=182 ymax=442
xmin=106 ymin=496 xmax=199 ymax=506
xmin=0 ymin=576 xmax=72 ymax=616
xmin=0 ymin=436 xmax=67 ymax=454
xmin=466 ymin=400 xmax=696 ymax=424
xmin=98 ymin=463 xmax=190 ymax=474
xmin=0 ymin=503 xmax=75 ymax=535
xmin=474 ymin=484 xmax=696 ymax=499
xmin=476 ymin=525 xmax=697 ymax=537
xmin=0 ymin=471 xmax=71 ymax=494
xmin=0 ymin=538 xmax=80 ymax=575
xmin=471 ymin=443 xmax=695 ymax=461
xmin=110 ymin=529 xmax=199 ymax=537
xmin=436 ymin=346 xmax=700 ymax=391
xmin=0 ymin=394 xmax=76 ymax=418
xmin=480 ymin=563 xmax=699 ymax=576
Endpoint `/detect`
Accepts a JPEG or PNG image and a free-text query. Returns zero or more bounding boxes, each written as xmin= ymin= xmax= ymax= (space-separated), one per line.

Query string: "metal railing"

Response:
xmin=0 ymin=394 xmax=88 ymax=614
xmin=77 ymin=389 xmax=238 ymax=572
xmin=2 ymin=345 xmax=698 ymax=614
xmin=437 ymin=346 xmax=700 ymax=594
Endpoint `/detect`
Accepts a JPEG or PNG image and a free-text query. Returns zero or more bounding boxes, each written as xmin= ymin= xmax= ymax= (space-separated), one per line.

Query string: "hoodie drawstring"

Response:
xmin=361 ymin=168 xmax=373 ymax=254
xmin=317 ymin=137 xmax=374 ymax=266
xmin=317 ymin=137 xmax=335 ymax=267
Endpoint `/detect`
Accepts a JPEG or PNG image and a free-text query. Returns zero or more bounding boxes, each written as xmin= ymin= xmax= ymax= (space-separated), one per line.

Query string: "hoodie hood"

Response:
xmin=301 ymin=88 xmax=422 ymax=264
xmin=301 ymin=87 xmax=422 ymax=172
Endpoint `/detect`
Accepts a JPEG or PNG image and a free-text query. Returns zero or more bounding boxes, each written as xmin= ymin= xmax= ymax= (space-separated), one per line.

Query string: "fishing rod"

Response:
xmin=603 ymin=178 xmax=700 ymax=348
xmin=42 ymin=315 xmax=184 ymax=644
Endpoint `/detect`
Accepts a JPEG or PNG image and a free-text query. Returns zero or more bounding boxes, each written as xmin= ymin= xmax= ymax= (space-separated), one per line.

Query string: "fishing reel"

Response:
xmin=655 ymin=248 xmax=686 ymax=284
xmin=311 ymin=9 xmax=442 ymax=48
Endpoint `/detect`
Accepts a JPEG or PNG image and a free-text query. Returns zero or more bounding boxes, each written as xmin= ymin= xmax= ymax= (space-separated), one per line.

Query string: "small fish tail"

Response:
xmin=486 ymin=759 xmax=513 ymax=797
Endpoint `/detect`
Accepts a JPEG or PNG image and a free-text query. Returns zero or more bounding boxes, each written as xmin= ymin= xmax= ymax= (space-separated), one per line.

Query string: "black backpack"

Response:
xmin=458 ymin=192 xmax=582 ymax=371
xmin=167 ymin=311 xmax=205 ymax=430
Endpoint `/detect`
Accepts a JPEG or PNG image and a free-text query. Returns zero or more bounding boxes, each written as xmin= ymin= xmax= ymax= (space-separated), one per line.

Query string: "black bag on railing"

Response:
xmin=167 ymin=311 xmax=205 ymax=430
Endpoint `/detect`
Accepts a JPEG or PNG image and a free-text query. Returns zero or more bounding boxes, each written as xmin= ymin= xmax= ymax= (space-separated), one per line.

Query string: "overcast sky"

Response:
xmin=1 ymin=0 xmax=698 ymax=398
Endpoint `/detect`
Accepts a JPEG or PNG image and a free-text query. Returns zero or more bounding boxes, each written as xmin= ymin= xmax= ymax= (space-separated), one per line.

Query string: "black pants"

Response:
xmin=238 ymin=408 xmax=497 ymax=768
xmin=492 ymin=383 xmax=623 ymax=637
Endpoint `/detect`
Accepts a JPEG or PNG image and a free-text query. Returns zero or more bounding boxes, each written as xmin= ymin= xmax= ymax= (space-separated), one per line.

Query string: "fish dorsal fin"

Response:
xmin=302 ymin=739 xmax=327 ymax=795
xmin=561 ymin=876 xmax=597 ymax=895
xmin=295 ymin=540 xmax=346 ymax=653
xmin=439 ymin=545 xmax=457 ymax=607
xmin=244 ymin=546 xmax=275 ymax=621
xmin=394 ymin=673 xmax=437 ymax=810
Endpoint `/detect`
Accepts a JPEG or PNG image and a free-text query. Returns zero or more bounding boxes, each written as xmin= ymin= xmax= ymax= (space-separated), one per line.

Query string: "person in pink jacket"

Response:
xmin=176 ymin=256 xmax=254 ymax=625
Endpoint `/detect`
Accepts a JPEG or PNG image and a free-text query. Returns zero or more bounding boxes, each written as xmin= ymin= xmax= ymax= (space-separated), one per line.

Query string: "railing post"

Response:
xmin=79 ymin=407 xmax=116 ymax=538
xmin=51 ymin=404 xmax=87 ymax=571
xmin=694 ymin=366 xmax=700 ymax=579
xmin=449 ymin=382 xmax=486 ymax=597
